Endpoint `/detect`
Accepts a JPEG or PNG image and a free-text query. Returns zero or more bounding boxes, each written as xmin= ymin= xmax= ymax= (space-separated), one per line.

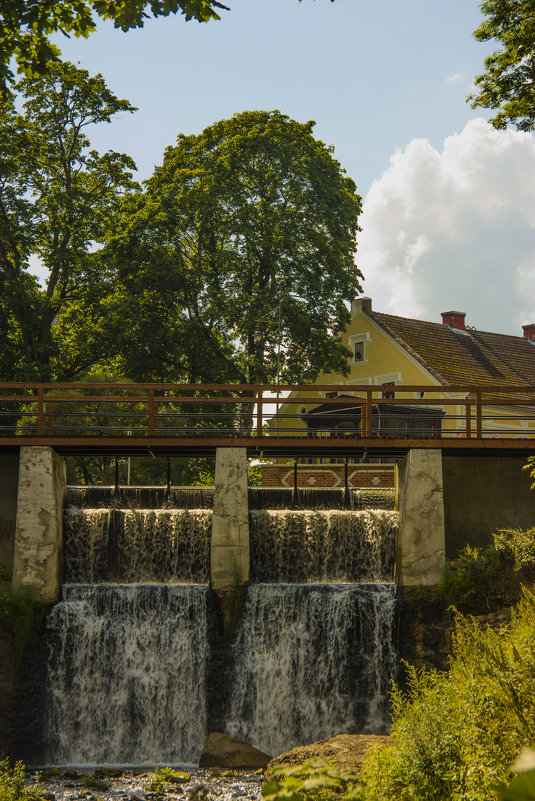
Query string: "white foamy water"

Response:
xmin=250 ymin=510 xmax=397 ymax=582
xmin=223 ymin=583 xmax=398 ymax=756
xmin=43 ymin=584 xmax=210 ymax=765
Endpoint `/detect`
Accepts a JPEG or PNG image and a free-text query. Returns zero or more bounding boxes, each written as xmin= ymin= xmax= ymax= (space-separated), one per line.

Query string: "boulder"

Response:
xmin=267 ymin=733 xmax=391 ymax=776
xmin=199 ymin=732 xmax=271 ymax=769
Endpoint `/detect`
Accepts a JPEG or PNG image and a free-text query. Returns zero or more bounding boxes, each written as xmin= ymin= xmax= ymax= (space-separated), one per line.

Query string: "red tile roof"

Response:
xmin=368 ymin=310 xmax=535 ymax=389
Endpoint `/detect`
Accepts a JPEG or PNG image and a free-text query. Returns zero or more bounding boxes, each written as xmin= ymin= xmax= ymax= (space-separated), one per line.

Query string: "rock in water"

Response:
xmin=199 ymin=732 xmax=271 ymax=768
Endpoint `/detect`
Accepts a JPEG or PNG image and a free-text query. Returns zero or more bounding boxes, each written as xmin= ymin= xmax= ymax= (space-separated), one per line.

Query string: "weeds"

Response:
xmin=0 ymin=759 xmax=41 ymax=801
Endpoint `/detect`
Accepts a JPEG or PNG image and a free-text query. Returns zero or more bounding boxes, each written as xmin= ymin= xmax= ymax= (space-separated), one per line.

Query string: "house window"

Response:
xmin=348 ymin=332 xmax=370 ymax=365
xmin=354 ymin=341 xmax=365 ymax=362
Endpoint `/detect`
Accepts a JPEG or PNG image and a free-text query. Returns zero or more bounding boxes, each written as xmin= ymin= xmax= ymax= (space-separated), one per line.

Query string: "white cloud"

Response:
xmin=358 ymin=118 xmax=535 ymax=334
xmin=445 ymin=73 xmax=463 ymax=85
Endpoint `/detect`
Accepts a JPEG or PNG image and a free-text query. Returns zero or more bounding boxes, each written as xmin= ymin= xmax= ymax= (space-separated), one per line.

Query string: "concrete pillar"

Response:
xmin=12 ymin=446 xmax=66 ymax=603
xmin=396 ymin=449 xmax=445 ymax=586
xmin=211 ymin=447 xmax=250 ymax=591
xmin=0 ymin=453 xmax=19 ymax=573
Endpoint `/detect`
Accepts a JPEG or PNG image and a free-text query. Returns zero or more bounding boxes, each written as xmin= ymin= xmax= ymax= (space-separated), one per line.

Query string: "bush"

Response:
xmin=263 ymin=759 xmax=359 ymax=801
xmin=433 ymin=528 xmax=535 ymax=612
xmin=0 ymin=759 xmax=40 ymax=801
xmin=358 ymin=587 xmax=535 ymax=801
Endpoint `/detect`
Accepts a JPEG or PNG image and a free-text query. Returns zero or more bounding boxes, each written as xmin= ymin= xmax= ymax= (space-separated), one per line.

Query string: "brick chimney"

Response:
xmin=523 ymin=323 xmax=535 ymax=341
xmin=351 ymin=296 xmax=372 ymax=317
xmin=441 ymin=310 xmax=466 ymax=330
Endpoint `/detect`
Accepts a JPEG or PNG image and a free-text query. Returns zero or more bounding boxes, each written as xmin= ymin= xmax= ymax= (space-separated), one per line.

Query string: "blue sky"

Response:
xmin=51 ymin=0 xmax=535 ymax=334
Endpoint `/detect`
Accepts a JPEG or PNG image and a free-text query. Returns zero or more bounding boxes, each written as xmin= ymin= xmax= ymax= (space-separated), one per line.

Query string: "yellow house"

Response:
xmin=272 ymin=296 xmax=535 ymax=441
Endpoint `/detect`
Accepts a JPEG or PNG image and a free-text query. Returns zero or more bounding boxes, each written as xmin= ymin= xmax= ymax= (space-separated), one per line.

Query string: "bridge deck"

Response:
xmin=1 ymin=381 xmax=535 ymax=457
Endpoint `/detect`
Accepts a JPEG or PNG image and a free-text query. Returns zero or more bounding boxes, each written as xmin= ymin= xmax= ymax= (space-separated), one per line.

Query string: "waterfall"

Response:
xmin=36 ymin=484 xmax=399 ymax=767
xmin=66 ymin=486 xmax=214 ymax=509
xmin=43 ymin=584 xmax=211 ymax=766
xmin=250 ymin=510 xmax=397 ymax=583
xmin=223 ymin=584 xmax=398 ymax=756
xmin=64 ymin=508 xmax=211 ymax=583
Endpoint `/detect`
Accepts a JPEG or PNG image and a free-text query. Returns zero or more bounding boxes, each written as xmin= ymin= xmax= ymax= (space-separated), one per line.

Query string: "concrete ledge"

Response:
xmin=12 ymin=446 xmax=66 ymax=603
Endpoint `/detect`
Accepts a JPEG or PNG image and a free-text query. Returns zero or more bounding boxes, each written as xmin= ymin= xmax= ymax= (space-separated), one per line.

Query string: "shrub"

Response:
xmin=0 ymin=759 xmax=41 ymax=801
xmin=0 ymin=580 xmax=37 ymax=661
xmin=359 ymin=587 xmax=535 ymax=801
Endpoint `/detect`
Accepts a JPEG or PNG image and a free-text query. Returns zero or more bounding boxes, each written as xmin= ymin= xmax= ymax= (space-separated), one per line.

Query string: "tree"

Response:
xmin=0 ymin=0 xmax=230 ymax=93
xmin=470 ymin=0 xmax=535 ymax=130
xmin=0 ymin=61 xmax=137 ymax=379
xmin=106 ymin=109 xmax=362 ymax=387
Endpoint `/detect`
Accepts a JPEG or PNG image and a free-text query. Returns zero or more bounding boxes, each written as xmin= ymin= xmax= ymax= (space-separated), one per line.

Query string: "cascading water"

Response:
xmin=250 ymin=510 xmax=397 ymax=583
xmin=43 ymin=584 xmax=211 ymax=766
xmin=223 ymin=583 xmax=397 ymax=756
xmin=64 ymin=508 xmax=211 ymax=583
xmin=37 ymin=485 xmax=399 ymax=767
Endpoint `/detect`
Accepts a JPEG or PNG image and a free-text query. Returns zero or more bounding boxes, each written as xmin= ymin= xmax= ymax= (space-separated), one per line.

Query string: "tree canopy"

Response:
xmin=0 ymin=0 xmax=230 ymax=93
xmin=470 ymin=0 xmax=535 ymax=130
xmin=0 ymin=61 xmax=137 ymax=379
xmin=106 ymin=110 xmax=362 ymax=386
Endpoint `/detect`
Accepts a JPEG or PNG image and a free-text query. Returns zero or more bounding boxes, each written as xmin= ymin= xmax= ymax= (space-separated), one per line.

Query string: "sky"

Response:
xmin=49 ymin=0 xmax=535 ymax=335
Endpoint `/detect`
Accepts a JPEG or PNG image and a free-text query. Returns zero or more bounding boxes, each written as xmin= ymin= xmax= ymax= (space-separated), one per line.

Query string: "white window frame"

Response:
xmin=348 ymin=332 xmax=371 ymax=365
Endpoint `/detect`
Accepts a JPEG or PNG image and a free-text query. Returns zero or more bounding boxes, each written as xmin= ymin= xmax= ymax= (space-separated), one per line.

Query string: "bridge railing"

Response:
xmin=1 ymin=382 xmax=535 ymax=442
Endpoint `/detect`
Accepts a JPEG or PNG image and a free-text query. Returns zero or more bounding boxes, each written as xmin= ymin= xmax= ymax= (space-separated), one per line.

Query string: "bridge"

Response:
xmin=1 ymin=381 xmax=535 ymax=457
xmin=3 ymin=381 xmax=535 ymax=606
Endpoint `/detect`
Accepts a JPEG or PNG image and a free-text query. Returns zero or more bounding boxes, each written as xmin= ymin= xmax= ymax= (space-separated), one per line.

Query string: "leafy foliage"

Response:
xmin=0 ymin=62 xmax=136 ymax=380
xmin=106 ymin=110 xmax=362 ymax=386
xmin=263 ymin=759 xmax=358 ymax=801
xmin=357 ymin=588 xmax=535 ymax=801
xmin=470 ymin=0 xmax=535 ymax=130
xmin=433 ymin=527 xmax=535 ymax=612
xmin=80 ymin=773 xmax=110 ymax=791
xmin=0 ymin=759 xmax=40 ymax=801
xmin=0 ymin=0 xmax=229 ymax=93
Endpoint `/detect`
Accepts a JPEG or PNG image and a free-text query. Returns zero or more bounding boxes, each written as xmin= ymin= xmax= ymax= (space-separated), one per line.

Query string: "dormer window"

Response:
xmin=354 ymin=341 xmax=365 ymax=362
xmin=348 ymin=332 xmax=370 ymax=365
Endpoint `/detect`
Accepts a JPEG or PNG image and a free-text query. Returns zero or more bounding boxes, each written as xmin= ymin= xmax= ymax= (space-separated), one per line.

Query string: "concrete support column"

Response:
xmin=0 ymin=453 xmax=20 ymax=572
xmin=12 ymin=446 xmax=66 ymax=603
xmin=396 ymin=449 xmax=445 ymax=586
xmin=210 ymin=447 xmax=250 ymax=591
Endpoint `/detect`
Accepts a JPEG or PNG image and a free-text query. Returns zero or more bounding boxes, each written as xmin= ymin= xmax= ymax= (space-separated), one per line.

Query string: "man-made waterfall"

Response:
xmin=250 ymin=510 xmax=397 ymax=583
xmin=36 ymin=486 xmax=399 ymax=767
xmin=43 ymin=584 xmax=211 ymax=766
xmin=224 ymin=583 xmax=397 ymax=756
xmin=64 ymin=508 xmax=211 ymax=583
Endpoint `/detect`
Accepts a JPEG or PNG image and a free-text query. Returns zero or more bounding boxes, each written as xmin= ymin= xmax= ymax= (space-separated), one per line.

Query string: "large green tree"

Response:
xmin=0 ymin=61 xmax=137 ymax=379
xmin=470 ymin=0 xmax=535 ymax=130
xmin=106 ymin=109 xmax=362 ymax=386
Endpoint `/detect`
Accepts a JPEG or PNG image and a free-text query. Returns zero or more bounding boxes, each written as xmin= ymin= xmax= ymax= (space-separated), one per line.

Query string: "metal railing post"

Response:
xmin=476 ymin=391 xmax=482 ymax=438
xmin=37 ymin=387 xmax=45 ymax=435
xmin=148 ymin=389 xmax=158 ymax=436
xmin=256 ymin=389 xmax=263 ymax=438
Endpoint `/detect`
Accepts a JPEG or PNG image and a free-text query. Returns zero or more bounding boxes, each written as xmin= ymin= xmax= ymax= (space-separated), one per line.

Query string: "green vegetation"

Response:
xmin=357 ymin=587 xmax=535 ymax=801
xmin=80 ymin=773 xmax=110 ymax=792
xmin=0 ymin=759 xmax=40 ymax=801
xmin=470 ymin=0 xmax=535 ymax=131
xmin=0 ymin=577 xmax=38 ymax=661
xmin=263 ymin=759 xmax=358 ymax=801
xmin=148 ymin=768 xmax=190 ymax=792
xmin=433 ymin=527 xmax=535 ymax=613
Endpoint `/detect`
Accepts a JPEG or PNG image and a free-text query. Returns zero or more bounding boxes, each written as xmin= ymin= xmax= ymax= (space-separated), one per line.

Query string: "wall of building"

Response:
xmin=443 ymin=455 xmax=535 ymax=558
xmin=0 ymin=453 xmax=19 ymax=572
xmin=260 ymin=463 xmax=395 ymax=489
